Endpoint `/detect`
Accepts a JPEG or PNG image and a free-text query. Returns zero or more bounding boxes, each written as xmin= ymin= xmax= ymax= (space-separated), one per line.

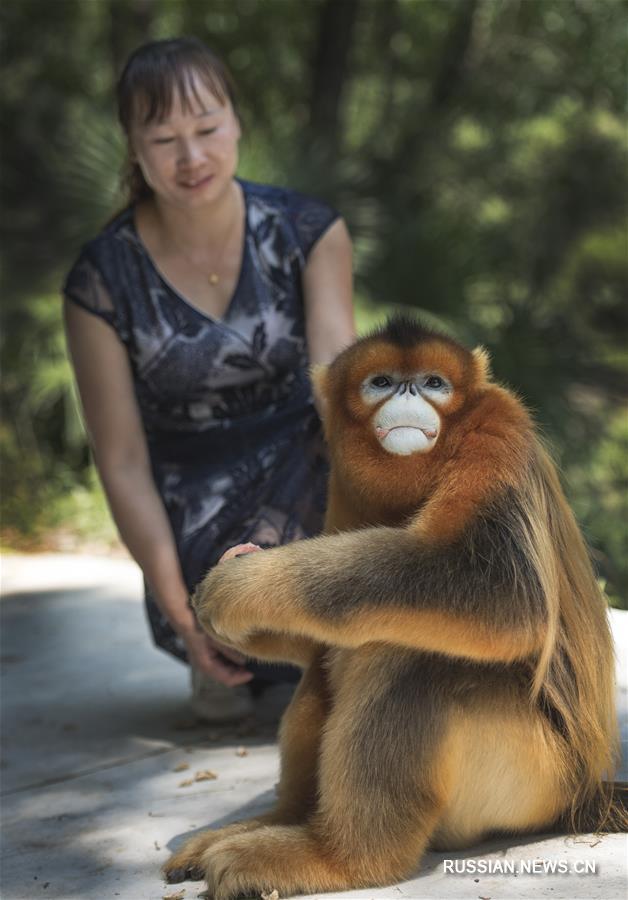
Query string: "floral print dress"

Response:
xmin=63 ymin=179 xmax=338 ymax=673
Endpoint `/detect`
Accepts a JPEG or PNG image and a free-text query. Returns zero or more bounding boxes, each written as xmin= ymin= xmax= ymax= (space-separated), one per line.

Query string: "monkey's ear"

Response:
xmin=472 ymin=346 xmax=492 ymax=383
xmin=310 ymin=364 xmax=330 ymax=419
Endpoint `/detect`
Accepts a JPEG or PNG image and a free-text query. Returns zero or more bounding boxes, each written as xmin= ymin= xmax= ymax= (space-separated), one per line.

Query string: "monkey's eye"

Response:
xmin=370 ymin=375 xmax=392 ymax=389
xmin=424 ymin=375 xmax=445 ymax=390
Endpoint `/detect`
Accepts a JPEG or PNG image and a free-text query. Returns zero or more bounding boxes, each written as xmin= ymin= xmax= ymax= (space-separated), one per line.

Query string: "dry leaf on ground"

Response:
xmin=195 ymin=770 xmax=218 ymax=781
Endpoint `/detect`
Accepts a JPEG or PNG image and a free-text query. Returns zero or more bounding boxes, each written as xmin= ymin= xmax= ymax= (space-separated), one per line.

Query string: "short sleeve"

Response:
xmin=62 ymin=253 xmax=129 ymax=343
xmin=286 ymin=193 xmax=340 ymax=261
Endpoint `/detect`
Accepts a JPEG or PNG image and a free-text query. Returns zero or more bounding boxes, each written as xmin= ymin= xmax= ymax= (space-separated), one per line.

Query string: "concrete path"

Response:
xmin=1 ymin=553 xmax=626 ymax=900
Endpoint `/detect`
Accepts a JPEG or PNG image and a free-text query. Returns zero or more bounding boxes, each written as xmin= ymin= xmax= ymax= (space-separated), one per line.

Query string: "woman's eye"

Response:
xmin=425 ymin=375 xmax=444 ymax=389
xmin=199 ymin=128 xmax=217 ymax=137
xmin=153 ymin=137 xmax=174 ymax=145
xmin=371 ymin=375 xmax=392 ymax=389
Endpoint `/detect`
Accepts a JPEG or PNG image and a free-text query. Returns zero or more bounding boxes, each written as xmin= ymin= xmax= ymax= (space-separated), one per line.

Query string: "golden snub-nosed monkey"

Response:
xmin=164 ymin=315 xmax=625 ymax=899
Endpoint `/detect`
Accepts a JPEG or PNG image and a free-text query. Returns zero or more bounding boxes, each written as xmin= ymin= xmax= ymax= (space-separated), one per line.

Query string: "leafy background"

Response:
xmin=1 ymin=0 xmax=626 ymax=606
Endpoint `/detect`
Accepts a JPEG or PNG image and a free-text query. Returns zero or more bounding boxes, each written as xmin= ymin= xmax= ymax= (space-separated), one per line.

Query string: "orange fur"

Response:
xmin=165 ymin=320 xmax=623 ymax=898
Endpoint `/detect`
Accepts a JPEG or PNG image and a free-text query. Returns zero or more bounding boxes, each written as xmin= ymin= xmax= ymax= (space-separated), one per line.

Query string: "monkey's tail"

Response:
xmin=561 ymin=781 xmax=628 ymax=834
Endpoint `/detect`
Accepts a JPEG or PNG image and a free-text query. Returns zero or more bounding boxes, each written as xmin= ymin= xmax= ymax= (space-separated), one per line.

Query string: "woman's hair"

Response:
xmin=116 ymin=37 xmax=238 ymax=206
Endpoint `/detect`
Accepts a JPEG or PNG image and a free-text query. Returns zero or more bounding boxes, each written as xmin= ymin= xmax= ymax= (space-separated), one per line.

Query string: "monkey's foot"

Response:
xmin=202 ymin=825 xmax=362 ymax=899
xmin=163 ymin=822 xmax=268 ymax=884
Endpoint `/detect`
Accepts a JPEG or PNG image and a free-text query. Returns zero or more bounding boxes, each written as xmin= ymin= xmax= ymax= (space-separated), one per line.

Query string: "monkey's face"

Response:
xmin=361 ymin=371 xmax=451 ymax=455
xmin=312 ymin=324 xmax=491 ymax=516
xmin=313 ymin=329 xmax=490 ymax=481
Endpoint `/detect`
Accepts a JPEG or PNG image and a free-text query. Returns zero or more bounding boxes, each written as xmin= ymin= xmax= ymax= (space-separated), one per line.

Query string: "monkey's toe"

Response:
xmin=163 ymin=862 xmax=205 ymax=883
xmin=164 ymin=866 xmax=186 ymax=883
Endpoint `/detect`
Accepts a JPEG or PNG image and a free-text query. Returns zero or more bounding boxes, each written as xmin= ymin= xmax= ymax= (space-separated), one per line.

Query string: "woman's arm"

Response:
xmin=302 ymin=217 xmax=356 ymax=367
xmin=63 ymin=299 xmax=252 ymax=685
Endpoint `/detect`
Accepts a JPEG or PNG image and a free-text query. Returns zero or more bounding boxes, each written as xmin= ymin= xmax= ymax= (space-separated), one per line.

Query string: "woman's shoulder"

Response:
xmin=240 ymin=178 xmax=335 ymax=216
xmin=239 ymin=178 xmax=340 ymax=259
xmin=78 ymin=206 xmax=141 ymax=262
xmin=62 ymin=206 xmax=142 ymax=322
xmin=64 ymin=207 xmax=145 ymax=295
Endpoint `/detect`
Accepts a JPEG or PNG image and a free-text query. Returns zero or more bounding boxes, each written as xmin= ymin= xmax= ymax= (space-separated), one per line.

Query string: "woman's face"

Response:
xmin=130 ymin=71 xmax=241 ymax=210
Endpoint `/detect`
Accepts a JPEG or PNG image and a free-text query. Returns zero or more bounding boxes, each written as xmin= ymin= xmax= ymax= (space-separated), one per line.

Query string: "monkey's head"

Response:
xmin=312 ymin=316 xmax=493 ymax=512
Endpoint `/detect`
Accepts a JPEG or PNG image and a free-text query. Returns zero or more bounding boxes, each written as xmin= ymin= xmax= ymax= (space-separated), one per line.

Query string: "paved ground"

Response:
xmin=1 ymin=553 xmax=626 ymax=900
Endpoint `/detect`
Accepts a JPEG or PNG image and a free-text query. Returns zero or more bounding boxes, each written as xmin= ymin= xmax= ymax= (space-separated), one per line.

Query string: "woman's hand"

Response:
xmin=180 ymin=628 xmax=254 ymax=687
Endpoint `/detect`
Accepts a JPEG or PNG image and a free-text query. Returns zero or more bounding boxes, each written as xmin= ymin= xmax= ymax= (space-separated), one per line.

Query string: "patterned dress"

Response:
xmin=63 ymin=179 xmax=338 ymax=677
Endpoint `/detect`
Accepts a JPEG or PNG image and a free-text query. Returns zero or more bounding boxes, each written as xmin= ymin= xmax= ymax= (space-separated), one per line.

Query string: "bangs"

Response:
xmin=134 ymin=62 xmax=229 ymax=126
xmin=117 ymin=38 xmax=237 ymax=132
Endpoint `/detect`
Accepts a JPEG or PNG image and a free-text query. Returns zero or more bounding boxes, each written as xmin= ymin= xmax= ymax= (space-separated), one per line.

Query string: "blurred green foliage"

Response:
xmin=1 ymin=0 xmax=626 ymax=605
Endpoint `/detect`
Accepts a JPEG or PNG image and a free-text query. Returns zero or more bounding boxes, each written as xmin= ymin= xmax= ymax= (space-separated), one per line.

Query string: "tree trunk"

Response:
xmin=392 ymin=0 xmax=480 ymax=174
xmin=308 ymin=0 xmax=360 ymax=155
xmin=108 ymin=0 xmax=156 ymax=80
xmin=429 ymin=0 xmax=479 ymax=112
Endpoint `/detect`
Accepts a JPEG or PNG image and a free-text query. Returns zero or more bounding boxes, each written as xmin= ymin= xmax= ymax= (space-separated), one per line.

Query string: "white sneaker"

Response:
xmin=190 ymin=668 xmax=254 ymax=723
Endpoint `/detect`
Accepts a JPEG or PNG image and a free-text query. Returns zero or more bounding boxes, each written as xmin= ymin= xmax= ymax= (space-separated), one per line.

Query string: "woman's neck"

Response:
xmin=142 ymin=179 xmax=243 ymax=257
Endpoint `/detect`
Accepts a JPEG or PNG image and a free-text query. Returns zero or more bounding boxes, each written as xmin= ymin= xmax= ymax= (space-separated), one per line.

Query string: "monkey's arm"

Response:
xmin=230 ymin=631 xmax=323 ymax=667
xmin=193 ymin=491 xmax=547 ymax=665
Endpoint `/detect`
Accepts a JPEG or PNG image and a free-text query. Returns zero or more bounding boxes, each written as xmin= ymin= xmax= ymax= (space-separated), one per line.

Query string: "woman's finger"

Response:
xmin=204 ymin=643 xmax=254 ymax=685
xmin=218 ymin=543 xmax=261 ymax=563
xmin=205 ymin=635 xmax=246 ymax=665
xmin=185 ymin=631 xmax=252 ymax=686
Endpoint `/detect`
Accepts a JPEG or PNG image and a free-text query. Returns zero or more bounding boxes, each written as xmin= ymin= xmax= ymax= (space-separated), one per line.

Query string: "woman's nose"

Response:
xmin=177 ymin=137 xmax=204 ymax=167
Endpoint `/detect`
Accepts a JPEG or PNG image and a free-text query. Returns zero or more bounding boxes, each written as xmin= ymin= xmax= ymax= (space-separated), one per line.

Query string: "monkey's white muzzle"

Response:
xmin=375 ymin=394 xmax=440 ymax=456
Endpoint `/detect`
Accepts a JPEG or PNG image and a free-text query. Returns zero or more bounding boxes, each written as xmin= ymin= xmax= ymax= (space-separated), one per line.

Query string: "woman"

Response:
xmin=63 ymin=37 xmax=355 ymax=721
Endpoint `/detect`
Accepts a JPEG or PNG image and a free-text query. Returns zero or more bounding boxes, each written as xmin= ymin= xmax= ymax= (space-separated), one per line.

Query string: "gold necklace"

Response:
xmin=167 ymin=190 xmax=242 ymax=287
xmin=205 ymin=204 xmax=240 ymax=285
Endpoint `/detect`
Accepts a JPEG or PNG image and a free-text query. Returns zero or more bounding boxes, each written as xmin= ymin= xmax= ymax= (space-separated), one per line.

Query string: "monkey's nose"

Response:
xmin=395 ymin=382 xmax=418 ymax=397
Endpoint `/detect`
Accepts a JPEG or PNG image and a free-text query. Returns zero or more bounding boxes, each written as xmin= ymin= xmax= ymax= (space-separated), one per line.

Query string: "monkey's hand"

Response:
xmin=195 ymin=546 xmax=323 ymax=665
xmin=191 ymin=543 xmax=262 ymax=649
xmin=192 ymin=548 xmax=289 ymax=646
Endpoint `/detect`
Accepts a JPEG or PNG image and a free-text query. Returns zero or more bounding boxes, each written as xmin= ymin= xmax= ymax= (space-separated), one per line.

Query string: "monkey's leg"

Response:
xmin=163 ymin=654 xmax=330 ymax=884
xmin=272 ymin=650 xmax=331 ymax=819
xmin=432 ymin=698 xmax=568 ymax=849
xmin=201 ymin=649 xmax=449 ymax=899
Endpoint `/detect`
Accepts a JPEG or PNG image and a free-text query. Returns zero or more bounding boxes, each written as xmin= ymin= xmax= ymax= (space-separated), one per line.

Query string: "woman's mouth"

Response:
xmin=179 ymin=174 xmax=214 ymax=190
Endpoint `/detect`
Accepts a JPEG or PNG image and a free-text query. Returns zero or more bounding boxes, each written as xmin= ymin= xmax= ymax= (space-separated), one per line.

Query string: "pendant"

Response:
xmin=208 ymin=273 xmax=219 ymax=285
